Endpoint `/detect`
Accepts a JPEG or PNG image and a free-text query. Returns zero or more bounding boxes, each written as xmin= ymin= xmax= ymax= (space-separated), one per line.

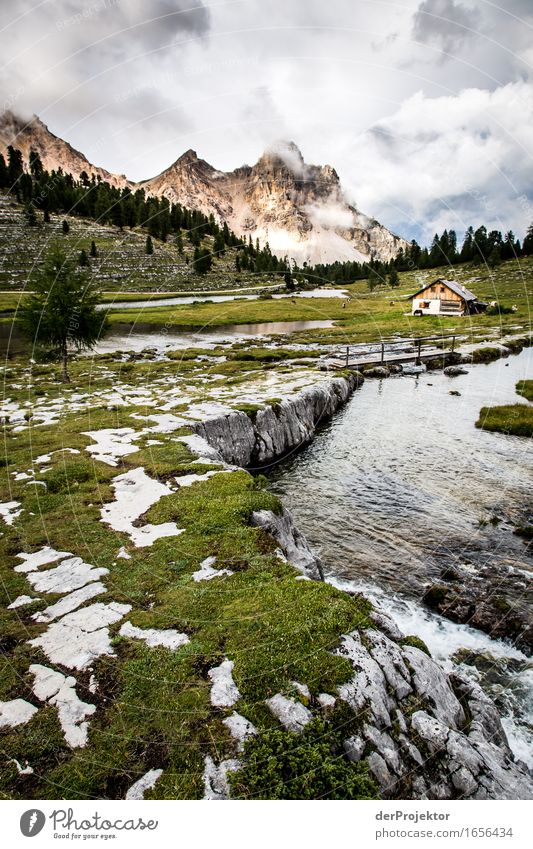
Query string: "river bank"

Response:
xmin=0 ymin=338 xmax=531 ymax=800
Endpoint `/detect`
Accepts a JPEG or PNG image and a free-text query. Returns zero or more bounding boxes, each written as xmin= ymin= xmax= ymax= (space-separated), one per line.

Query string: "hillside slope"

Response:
xmin=0 ymin=113 xmax=407 ymax=266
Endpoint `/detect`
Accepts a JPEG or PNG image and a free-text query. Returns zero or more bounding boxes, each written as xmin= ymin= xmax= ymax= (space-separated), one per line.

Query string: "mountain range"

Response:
xmin=0 ymin=111 xmax=408 ymax=265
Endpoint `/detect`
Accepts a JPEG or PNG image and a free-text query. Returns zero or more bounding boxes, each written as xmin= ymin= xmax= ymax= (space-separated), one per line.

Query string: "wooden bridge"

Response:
xmin=328 ymin=334 xmax=458 ymax=370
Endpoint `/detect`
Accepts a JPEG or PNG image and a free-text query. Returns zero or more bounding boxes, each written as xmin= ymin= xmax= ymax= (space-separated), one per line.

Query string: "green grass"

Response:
xmin=476 ymin=404 xmax=533 ymax=438
xmin=517 ymin=380 xmax=533 ymax=402
xmin=476 ymin=380 xmax=533 ymax=438
xmin=0 ymin=349 xmax=372 ymax=800
xmin=97 ymin=255 xmax=533 ymax=347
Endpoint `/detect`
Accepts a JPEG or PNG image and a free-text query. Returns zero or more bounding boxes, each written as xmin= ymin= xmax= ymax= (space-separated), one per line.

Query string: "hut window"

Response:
xmin=440 ymin=286 xmax=445 ymax=293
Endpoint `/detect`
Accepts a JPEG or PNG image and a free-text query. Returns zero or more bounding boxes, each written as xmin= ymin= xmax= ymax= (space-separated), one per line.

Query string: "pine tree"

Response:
xmin=29 ymin=149 xmax=44 ymax=179
xmin=522 ymin=224 xmax=533 ymax=256
xmin=17 ymin=243 xmax=108 ymax=383
xmin=193 ymin=245 xmax=212 ymax=274
xmin=79 ymin=248 xmax=89 ymax=266
xmin=62 ymin=219 xmax=70 ymax=235
xmin=145 ymin=235 xmax=153 ymax=255
xmin=213 ymin=231 xmax=225 ymax=256
xmin=0 ymin=153 xmax=8 ymax=188
xmin=43 ymin=209 xmax=50 ymax=223
xmin=7 ymin=145 xmax=23 ymax=185
xmin=175 ymin=233 xmax=184 ymax=255
xmin=90 ymin=240 xmax=97 ymax=258
xmin=388 ymin=268 xmax=400 ymax=288
xmin=23 ymin=204 xmax=38 ymax=227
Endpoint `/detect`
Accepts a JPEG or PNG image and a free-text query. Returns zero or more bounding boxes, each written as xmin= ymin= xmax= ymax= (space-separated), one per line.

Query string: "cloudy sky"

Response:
xmin=2 ymin=0 xmax=533 ymax=244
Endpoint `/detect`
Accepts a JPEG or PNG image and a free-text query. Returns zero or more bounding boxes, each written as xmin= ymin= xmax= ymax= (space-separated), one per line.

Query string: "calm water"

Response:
xmin=0 ymin=319 xmax=334 ymax=356
xmin=270 ymin=349 xmax=533 ymax=766
xmin=101 ymin=288 xmax=348 ymax=311
xmin=94 ymin=320 xmax=334 ymax=354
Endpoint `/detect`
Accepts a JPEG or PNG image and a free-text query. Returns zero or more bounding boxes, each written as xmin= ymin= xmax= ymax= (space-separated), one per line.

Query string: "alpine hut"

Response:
xmin=410 ymin=279 xmax=487 ymax=317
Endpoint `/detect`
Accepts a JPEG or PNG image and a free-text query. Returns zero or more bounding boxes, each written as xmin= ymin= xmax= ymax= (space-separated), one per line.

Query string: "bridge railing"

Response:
xmin=339 ymin=333 xmax=458 ymax=367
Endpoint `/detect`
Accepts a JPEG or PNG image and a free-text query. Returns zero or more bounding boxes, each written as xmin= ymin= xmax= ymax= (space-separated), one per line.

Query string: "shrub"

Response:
xmin=229 ymin=719 xmax=377 ymax=800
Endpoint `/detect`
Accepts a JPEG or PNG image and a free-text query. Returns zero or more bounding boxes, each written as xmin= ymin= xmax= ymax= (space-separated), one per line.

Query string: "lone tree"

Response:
xmin=145 ymin=235 xmax=154 ymax=255
xmin=18 ymin=243 xmax=107 ymax=383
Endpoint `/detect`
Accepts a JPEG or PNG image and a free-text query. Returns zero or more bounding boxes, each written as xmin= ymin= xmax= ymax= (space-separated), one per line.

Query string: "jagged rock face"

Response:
xmin=0 ymin=112 xmax=408 ymax=264
xmin=0 ymin=112 xmax=130 ymax=190
xmin=194 ymin=372 xmax=364 ymax=469
xmin=145 ymin=140 xmax=409 ymax=265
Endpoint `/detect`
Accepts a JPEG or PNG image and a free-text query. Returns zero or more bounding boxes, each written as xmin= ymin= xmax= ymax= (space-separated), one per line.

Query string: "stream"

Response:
xmin=269 ymin=348 xmax=533 ymax=768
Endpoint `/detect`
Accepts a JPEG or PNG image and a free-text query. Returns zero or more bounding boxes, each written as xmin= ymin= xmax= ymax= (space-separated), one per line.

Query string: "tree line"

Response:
xmin=2 ymin=144 xmax=533 ymax=286
xmin=0 ymin=145 xmax=291 ymax=277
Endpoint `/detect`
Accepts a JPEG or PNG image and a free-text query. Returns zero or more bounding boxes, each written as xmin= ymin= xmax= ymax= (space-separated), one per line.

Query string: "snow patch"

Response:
xmin=192 ymin=556 xmax=233 ymax=583
xmin=30 ymin=664 xmax=96 ymax=748
xmin=83 ymin=427 xmax=139 ymax=466
xmin=32 ymin=582 xmax=106 ymax=624
xmin=125 ymin=768 xmax=163 ymax=800
xmin=8 ymin=594 xmax=39 ymax=609
xmin=0 ymin=698 xmax=38 ymax=730
xmin=101 ymin=467 xmax=184 ymax=548
xmin=24 ymin=557 xmax=108 ymax=594
xmin=119 ymin=621 xmax=190 ymax=650
xmin=208 ymin=659 xmax=241 ymax=708
xmin=222 ymin=712 xmax=257 ymax=752
xmin=28 ymin=601 xmax=131 ymax=670
xmin=15 ymin=547 xmax=71 ymax=574
xmin=0 ymin=501 xmax=22 ymax=525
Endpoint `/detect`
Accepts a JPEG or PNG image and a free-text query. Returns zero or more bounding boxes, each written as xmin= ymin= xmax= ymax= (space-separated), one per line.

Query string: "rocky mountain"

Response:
xmin=0 ymin=112 xmax=130 ymax=190
xmin=143 ymin=141 xmax=408 ymax=265
xmin=0 ymin=112 xmax=407 ymax=265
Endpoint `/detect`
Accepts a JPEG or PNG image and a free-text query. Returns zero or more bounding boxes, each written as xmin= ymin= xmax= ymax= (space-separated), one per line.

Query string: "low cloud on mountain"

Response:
xmin=1 ymin=0 xmax=532 ymax=244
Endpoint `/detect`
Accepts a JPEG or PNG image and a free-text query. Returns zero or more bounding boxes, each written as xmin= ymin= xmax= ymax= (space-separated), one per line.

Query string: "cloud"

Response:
xmin=1 ymin=0 xmax=532 ymax=244
xmin=412 ymin=0 xmax=476 ymax=55
xmin=343 ymin=81 xmax=533 ymax=242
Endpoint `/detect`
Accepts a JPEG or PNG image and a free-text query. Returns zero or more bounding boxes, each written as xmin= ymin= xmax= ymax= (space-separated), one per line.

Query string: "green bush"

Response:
xmin=229 ymin=719 xmax=377 ymax=800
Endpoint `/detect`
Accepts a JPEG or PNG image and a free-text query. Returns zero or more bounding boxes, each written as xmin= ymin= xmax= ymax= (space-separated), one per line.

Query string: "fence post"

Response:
xmin=416 ymin=339 xmax=422 ymax=365
xmin=346 ymin=346 xmax=349 ymax=367
xmin=381 ymin=342 xmax=385 ymax=364
xmin=451 ymin=335 xmax=455 ymax=354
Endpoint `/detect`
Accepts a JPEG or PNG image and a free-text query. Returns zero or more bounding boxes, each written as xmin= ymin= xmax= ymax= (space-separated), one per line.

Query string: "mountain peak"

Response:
xmin=177 ymin=148 xmax=199 ymax=164
xmin=258 ymin=140 xmax=305 ymax=174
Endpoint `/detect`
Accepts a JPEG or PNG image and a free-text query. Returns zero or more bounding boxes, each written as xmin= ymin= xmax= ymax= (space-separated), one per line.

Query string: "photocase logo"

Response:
xmin=20 ymin=810 xmax=46 ymax=837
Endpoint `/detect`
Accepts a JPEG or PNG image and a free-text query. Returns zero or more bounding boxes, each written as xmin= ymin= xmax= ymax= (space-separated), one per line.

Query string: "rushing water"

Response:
xmin=269 ymin=349 xmax=533 ymax=766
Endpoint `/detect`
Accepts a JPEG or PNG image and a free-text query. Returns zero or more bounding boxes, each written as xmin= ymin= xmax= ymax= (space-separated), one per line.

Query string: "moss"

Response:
xmin=229 ymin=718 xmax=378 ymax=800
xmin=422 ymin=584 xmax=450 ymax=609
xmin=401 ymin=635 xmax=431 ymax=657
xmin=471 ymin=346 xmax=503 ymax=364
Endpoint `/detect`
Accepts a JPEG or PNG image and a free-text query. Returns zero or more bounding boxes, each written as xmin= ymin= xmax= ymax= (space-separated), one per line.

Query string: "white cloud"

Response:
xmin=344 ymin=81 xmax=533 ymax=242
xmin=1 ymin=0 xmax=532 ymax=242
